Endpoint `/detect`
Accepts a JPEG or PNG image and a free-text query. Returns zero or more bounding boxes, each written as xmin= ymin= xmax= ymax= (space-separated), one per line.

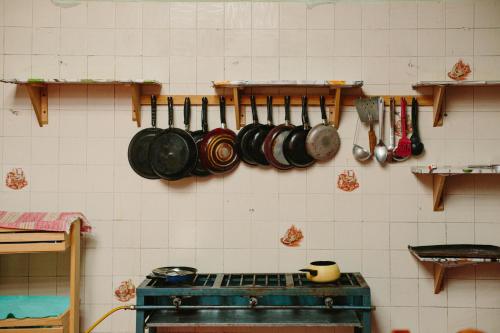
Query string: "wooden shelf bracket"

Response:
xmin=131 ymin=83 xmax=142 ymax=127
xmin=433 ymin=263 xmax=446 ymax=294
xmin=24 ymin=83 xmax=48 ymax=127
xmin=332 ymin=87 xmax=342 ymax=128
xmin=433 ymin=85 xmax=445 ymax=127
xmin=432 ymin=174 xmax=447 ymax=211
xmin=233 ymin=87 xmax=243 ymax=129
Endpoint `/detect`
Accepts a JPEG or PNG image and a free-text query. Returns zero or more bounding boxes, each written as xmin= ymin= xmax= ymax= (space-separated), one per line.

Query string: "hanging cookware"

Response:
xmin=236 ymin=96 xmax=261 ymax=166
xmin=128 ymin=95 xmax=162 ymax=179
xmin=410 ymin=97 xmax=424 ymax=156
xmin=149 ymin=97 xmax=198 ymax=180
xmin=283 ymin=96 xmax=315 ymax=168
xmin=190 ymin=97 xmax=211 ymax=177
xmin=374 ymin=97 xmax=388 ymax=164
xmin=305 ymin=96 xmax=341 ymax=161
xmin=352 ymin=117 xmax=371 ymax=162
xmin=146 ymin=266 xmax=198 ymax=284
xmin=263 ymin=95 xmax=294 ymax=170
xmin=248 ymin=96 xmax=275 ymax=166
xmin=394 ymin=97 xmax=412 ymax=159
xmin=299 ymin=261 xmax=341 ymax=283
xmin=200 ymin=96 xmax=240 ymax=174
xmin=387 ymin=98 xmax=396 ymax=162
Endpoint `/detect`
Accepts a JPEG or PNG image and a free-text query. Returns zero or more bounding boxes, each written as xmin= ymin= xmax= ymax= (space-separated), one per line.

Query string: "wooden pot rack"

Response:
xmin=412 ymin=166 xmax=500 ymax=211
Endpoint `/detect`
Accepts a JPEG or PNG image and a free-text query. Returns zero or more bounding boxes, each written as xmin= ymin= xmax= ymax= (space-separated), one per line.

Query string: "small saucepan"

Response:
xmin=299 ymin=261 xmax=340 ymax=283
xmin=147 ymin=266 xmax=198 ymax=284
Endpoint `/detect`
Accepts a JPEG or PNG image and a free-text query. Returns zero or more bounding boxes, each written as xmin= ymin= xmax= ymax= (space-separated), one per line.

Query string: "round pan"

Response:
xmin=200 ymin=96 xmax=240 ymax=174
xmin=149 ymin=97 xmax=198 ymax=180
xmin=236 ymin=96 xmax=260 ymax=166
xmin=128 ymin=95 xmax=162 ymax=179
xmin=190 ymin=97 xmax=210 ymax=177
xmin=283 ymin=96 xmax=315 ymax=168
xmin=247 ymin=96 xmax=275 ymax=166
xmin=306 ymin=95 xmax=341 ymax=161
xmin=263 ymin=95 xmax=294 ymax=170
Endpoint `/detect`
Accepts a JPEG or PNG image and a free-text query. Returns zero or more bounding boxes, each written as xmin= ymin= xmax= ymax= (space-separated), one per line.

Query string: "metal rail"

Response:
xmin=133 ymin=305 xmax=373 ymax=311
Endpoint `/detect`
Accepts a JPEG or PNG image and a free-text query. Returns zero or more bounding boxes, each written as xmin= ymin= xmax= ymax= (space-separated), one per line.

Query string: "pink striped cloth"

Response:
xmin=0 ymin=211 xmax=91 ymax=233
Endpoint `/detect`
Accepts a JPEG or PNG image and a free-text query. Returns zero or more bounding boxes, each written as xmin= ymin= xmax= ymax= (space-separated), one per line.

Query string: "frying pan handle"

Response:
xmin=201 ymin=97 xmax=208 ymax=132
xmin=299 ymin=269 xmax=318 ymax=276
xmin=219 ymin=96 xmax=226 ymax=128
xmin=184 ymin=97 xmax=191 ymax=131
xmin=168 ymin=96 xmax=174 ymax=128
xmin=284 ymin=96 xmax=291 ymax=125
xmin=319 ymin=96 xmax=327 ymax=125
xmin=266 ymin=96 xmax=273 ymax=125
xmin=151 ymin=95 xmax=157 ymax=128
xmin=251 ymin=95 xmax=258 ymax=124
xmin=301 ymin=96 xmax=310 ymax=129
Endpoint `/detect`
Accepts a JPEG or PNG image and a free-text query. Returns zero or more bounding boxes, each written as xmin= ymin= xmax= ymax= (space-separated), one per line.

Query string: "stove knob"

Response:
xmin=249 ymin=297 xmax=258 ymax=308
xmin=172 ymin=297 xmax=182 ymax=308
xmin=324 ymin=297 xmax=334 ymax=308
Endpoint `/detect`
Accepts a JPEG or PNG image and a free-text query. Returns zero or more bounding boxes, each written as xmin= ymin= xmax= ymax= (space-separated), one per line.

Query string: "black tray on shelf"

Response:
xmin=408 ymin=244 xmax=500 ymax=259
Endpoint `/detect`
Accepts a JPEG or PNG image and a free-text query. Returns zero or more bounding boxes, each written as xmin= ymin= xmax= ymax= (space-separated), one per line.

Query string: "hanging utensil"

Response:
xmin=248 ymin=96 xmax=275 ymax=166
xmin=394 ymin=97 xmax=412 ymax=159
xmin=190 ymin=97 xmax=211 ymax=177
xmin=410 ymin=97 xmax=424 ymax=156
xmin=374 ymin=97 xmax=388 ymax=164
xmin=149 ymin=97 xmax=198 ymax=180
xmin=200 ymin=96 xmax=240 ymax=174
xmin=368 ymin=113 xmax=376 ymax=155
xmin=387 ymin=98 xmax=396 ymax=162
xmin=128 ymin=95 xmax=162 ymax=179
xmin=283 ymin=96 xmax=315 ymax=168
xmin=305 ymin=96 xmax=341 ymax=161
xmin=352 ymin=117 xmax=371 ymax=162
xmin=354 ymin=97 xmax=379 ymax=123
xmin=263 ymin=95 xmax=294 ymax=170
xmin=236 ymin=96 xmax=261 ymax=166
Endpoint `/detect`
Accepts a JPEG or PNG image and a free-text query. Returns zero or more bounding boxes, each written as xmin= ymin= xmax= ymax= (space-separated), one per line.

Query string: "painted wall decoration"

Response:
xmin=448 ymin=59 xmax=471 ymax=81
xmin=5 ymin=168 xmax=28 ymax=190
xmin=114 ymin=279 xmax=136 ymax=302
xmin=280 ymin=225 xmax=304 ymax=247
xmin=337 ymin=170 xmax=360 ymax=192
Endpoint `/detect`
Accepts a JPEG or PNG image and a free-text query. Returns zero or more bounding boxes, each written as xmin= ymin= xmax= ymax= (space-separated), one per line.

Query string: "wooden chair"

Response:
xmin=0 ymin=220 xmax=80 ymax=333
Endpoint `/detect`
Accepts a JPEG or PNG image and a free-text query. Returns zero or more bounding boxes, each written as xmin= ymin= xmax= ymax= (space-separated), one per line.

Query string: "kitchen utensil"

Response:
xmin=200 ymin=96 xmax=240 ymax=174
xmin=236 ymin=96 xmax=261 ymax=166
xmin=190 ymin=97 xmax=210 ymax=177
xmin=368 ymin=113 xmax=376 ymax=155
xmin=146 ymin=266 xmax=198 ymax=284
xmin=410 ymin=97 xmax=424 ymax=156
xmin=387 ymin=98 xmax=396 ymax=162
xmin=394 ymin=97 xmax=411 ymax=159
xmin=283 ymin=96 xmax=315 ymax=168
xmin=305 ymin=96 xmax=341 ymax=161
xmin=352 ymin=118 xmax=371 ymax=162
xmin=299 ymin=261 xmax=341 ymax=283
xmin=248 ymin=96 xmax=275 ymax=165
xmin=263 ymin=95 xmax=294 ymax=170
xmin=354 ymin=97 xmax=379 ymax=123
xmin=128 ymin=95 xmax=162 ymax=179
xmin=149 ymin=97 xmax=198 ymax=180
xmin=374 ymin=97 xmax=388 ymax=163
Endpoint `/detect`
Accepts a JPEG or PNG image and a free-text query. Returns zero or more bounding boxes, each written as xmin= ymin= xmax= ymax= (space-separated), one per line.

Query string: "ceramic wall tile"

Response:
xmin=448 ymin=307 xmax=477 ymax=333
xmin=306 ymin=4 xmax=334 ymax=29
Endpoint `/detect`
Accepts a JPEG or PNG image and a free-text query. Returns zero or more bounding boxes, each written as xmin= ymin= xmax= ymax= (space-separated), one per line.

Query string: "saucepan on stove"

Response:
xmin=146 ymin=266 xmax=197 ymax=284
xmin=299 ymin=261 xmax=340 ymax=283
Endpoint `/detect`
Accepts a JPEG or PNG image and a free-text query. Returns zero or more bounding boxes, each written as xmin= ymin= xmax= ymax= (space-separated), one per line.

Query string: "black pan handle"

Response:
xmin=151 ymin=95 xmax=157 ymax=128
xmin=251 ymin=95 xmax=258 ymax=124
xmin=184 ymin=97 xmax=191 ymax=131
xmin=299 ymin=269 xmax=318 ymax=276
xmin=320 ymin=96 xmax=327 ymax=124
xmin=201 ymin=97 xmax=208 ymax=133
xmin=284 ymin=96 xmax=291 ymax=125
xmin=266 ymin=96 xmax=273 ymax=125
xmin=301 ymin=96 xmax=310 ymax=129
xmin=411 ymin=97 xmax=419 ymax=137
xmin=219 ymin=96 xmax=226 ymax=128
xmin=168 ymin=96 xmax=174 ymax=128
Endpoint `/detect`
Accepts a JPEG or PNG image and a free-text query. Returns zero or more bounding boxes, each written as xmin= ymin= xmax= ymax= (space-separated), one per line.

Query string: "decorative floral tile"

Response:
xmin=280 ymin=224 xmax=304 ymax=247
xmin=337 ymin=170 xmax=359 ymax=192
xmin=448 ymin=59 xmax=471 ymax=81
xmin=114 ymin=279 xmax=136 ymax=302
xmin=5 ymin=168 xmax=28 ymax=190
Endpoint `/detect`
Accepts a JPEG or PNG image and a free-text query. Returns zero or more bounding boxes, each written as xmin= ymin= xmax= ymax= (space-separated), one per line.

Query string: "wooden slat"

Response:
xmin=131 ymin=83 xmax=142 ymax=127
xmin=0 ymin=232 xmax=65 ymax=243
xmin=0 ymin=242 xmax=67 ymax=254
xmin=0 ymin=310 xmax=68 ymax=328
xmin=433 ymin=86 xmax=445 ymax=126
xmin=433 ymin=264 xmax=446 ymax=294
xmin=0 ymin=328 xmax=63 ymax=333
xmin=433 ymin=174 xmax=448 ymax=211
xmin=69 ymin=220 xmax=80 ymax=333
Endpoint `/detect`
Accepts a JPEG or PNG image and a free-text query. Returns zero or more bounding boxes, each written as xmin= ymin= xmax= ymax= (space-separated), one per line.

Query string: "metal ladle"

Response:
xmin=374 ymin=97 xmax=388 ymax=163
xmin=352 ymin=117 xmax=371 ymax=162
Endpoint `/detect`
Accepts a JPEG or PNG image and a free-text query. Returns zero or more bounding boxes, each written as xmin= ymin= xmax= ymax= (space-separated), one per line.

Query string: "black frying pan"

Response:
xmin=190 ymin=97 xmax=210 ymax=177
xmin=128 ymin=95 xmax=162 ymax=179
xmin=248 ymin=96 xmax=275 ymax=165
xmin=237 ymin=96 xmax=261 ymax=166
xmin=283 ymin=96 xmax=315 ymax=168
xmin=149 ymin=97 xmax=198 ymax=180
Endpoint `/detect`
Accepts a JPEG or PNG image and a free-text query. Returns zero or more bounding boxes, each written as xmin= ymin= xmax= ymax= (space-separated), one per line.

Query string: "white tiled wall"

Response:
xmin=1 ymin=0 xmax=500 ymax=332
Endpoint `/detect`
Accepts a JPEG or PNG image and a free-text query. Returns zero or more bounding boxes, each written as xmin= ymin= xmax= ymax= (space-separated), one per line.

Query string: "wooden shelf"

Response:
xmin=412 ymin=80 xmax=500 ymax=127
xmin=0 ymin=79 xmax=161 ymax=127
xmin=412 ymin=166 xmax=500 ymax=211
